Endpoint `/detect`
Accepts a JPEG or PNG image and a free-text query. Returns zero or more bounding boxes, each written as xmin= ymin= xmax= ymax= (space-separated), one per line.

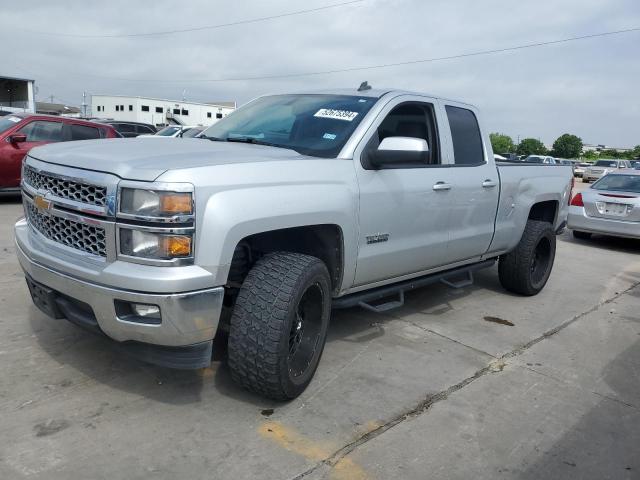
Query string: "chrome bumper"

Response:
xmin=16 ymin=232 xmax=224 ymax=349
xmin=568 ymin=206 xmax=640 ymax=239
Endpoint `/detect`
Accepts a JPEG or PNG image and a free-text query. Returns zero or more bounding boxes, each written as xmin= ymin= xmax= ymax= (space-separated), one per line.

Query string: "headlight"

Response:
xmin=120 ymin=188 xmax=193 ymax=217
xmin=120 ymin=229 xmax=192 ymax=260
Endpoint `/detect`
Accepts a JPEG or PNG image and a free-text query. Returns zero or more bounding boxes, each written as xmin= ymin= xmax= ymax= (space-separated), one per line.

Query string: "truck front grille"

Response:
xmin=23 ymin=165 xmax=107 ymax=207
xmin=25 ymin=203 xmax=107 ymax=257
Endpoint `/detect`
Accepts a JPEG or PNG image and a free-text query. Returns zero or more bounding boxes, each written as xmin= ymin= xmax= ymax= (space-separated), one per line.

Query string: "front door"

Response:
xmin=353 ymin=96 xmax=456 ymax=287
xmin=4 ymin=120 xmax=64 ymax=187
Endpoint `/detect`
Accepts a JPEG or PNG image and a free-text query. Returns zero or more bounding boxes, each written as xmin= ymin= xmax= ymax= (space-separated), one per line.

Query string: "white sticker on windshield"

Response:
xmin=314 ymin=109 xmax=359 ymax=122
xmin=323 ymin=133 xmax=337 ymax=140
xmin=7 ymin=116 xmax=21 ymax=123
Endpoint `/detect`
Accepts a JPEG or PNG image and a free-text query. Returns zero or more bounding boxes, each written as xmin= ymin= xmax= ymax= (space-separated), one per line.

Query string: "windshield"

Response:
xmin=0 ymin=116 xmax=23 ymax=135
xmin=593 ymin=174 xmax=640 ymax=193
xmin=182 ymin=127 xmax=203 ymax=138
xmin=201 ymin=94 xmax=378 ymax=158
xmin=594 ymin=160 xmax=617 ymax=167
xmin=156 ymin=126 xmax=182 ymax=136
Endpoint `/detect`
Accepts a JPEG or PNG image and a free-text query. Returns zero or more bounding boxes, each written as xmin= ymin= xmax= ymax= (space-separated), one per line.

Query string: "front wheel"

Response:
xmin=499 ymin=220 xmax=556 ymax=296
xmin=227 ymin=252 xmax=331 ymax=400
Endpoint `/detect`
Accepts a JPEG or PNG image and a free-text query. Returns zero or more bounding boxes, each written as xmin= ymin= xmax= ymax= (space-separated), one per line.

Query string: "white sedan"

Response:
xmin=569 ymin=169 xmax=640 ymax=239
xmin=138 ymin=125 xmax=198 ymax=138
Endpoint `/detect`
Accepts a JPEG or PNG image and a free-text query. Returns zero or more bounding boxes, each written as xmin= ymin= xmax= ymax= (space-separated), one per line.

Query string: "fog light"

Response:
xmin=132 ymin=304 xmax=161 ymax=319
xmin=114 ymin=300 xmax=162 ymax=325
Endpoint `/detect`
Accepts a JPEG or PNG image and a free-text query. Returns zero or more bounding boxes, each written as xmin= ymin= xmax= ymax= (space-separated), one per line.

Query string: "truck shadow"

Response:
xmin=29 ymin=308 xmax=207 ymax=406
xmin=27 ymin=266 xmax=519 ymax=407
xmin=0 ymin=193 xmax=22 ymax=204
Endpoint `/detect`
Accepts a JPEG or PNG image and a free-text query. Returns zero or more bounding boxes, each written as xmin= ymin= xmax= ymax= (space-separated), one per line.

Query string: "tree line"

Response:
xmin=489 ymin=133 xmax=640 ymax=160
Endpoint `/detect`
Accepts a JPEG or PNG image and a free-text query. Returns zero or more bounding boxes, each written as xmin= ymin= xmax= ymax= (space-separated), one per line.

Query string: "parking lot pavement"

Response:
xmin=1 ymin=193 xmax=639 ymax=480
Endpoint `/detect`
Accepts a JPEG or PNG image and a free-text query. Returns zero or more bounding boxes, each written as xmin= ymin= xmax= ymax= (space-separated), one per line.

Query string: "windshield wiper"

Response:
xmin=200 ymin=135 xmax=225 ymax=141
xmin=226 ymin=136 xmax=295 ymax=151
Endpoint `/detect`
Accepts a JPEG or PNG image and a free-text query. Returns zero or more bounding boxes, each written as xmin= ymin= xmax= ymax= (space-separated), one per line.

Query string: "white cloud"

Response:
xmin=4 ymin=0 xmax=639 ymax=146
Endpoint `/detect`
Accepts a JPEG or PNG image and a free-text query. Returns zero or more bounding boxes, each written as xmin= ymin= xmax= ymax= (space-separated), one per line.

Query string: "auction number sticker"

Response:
xmin=314 ymin=109 xmax=359 ymax=121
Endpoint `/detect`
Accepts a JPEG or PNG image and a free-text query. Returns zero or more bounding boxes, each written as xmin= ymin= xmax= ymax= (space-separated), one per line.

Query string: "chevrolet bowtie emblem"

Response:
xmin=34 ymin=195 xmax=52 ymax=211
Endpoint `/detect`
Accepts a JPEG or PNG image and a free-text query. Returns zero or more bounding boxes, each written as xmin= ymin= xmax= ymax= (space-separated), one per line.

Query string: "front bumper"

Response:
xmin=16 ymin=219 xmax=225 ymax=368
xmin=568 ymin=206 xmax=640 ymax=239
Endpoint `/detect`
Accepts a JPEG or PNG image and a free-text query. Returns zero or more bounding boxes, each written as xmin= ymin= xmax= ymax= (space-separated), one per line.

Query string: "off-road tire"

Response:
xmin=227 ymin=252 xmax=331 ymax=400
xmin=499 ymin=220 xmax=556 ymax=296
xmin=572 ymin=230 xmax=592 ymax=240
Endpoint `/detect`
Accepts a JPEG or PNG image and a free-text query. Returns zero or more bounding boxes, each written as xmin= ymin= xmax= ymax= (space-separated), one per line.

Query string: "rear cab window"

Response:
xmin=445 ymin=105 xmax=485 ymax=166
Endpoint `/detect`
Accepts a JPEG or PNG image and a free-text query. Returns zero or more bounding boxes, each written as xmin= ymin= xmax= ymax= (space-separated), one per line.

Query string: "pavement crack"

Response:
xmin=291 ymin=281 xmax=640 ymax=480
xmin=591 ymin=391 xmax=639 ymax=410
xmin=402 ymin=320 xmax=496 ymax=359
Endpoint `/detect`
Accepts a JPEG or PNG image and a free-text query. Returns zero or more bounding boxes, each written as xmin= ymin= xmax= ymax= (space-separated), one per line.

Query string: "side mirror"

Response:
xmin=368 ymin=136 xmax=430 ymax=169
xmin=8 ymin=134 xmax=27 ymax=145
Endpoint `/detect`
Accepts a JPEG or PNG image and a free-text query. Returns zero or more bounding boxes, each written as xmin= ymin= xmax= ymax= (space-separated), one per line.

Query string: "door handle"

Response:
xmin=482 ymin=179 xmax=497 ymax=188
xmin=433 ymin=182 xmax=452 ymax=191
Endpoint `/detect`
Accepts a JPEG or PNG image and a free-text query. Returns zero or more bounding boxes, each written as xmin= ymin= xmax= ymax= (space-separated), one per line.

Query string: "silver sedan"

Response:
xmin=569 ymin=170 xmax=640 ymax=240
xmin=582 ymin=159 xmax=632 ymax=183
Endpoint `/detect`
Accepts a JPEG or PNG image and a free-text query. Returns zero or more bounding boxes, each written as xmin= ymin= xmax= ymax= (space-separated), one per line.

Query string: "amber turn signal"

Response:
xmin=159 ymin=193 xmax=193 ymax=215
xmin=161 ymin=235 xmax=192 ymax=257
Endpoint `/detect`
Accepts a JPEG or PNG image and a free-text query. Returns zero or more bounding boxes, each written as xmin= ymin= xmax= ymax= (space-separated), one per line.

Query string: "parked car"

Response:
xmin=100 ymin=121 xmax=156 ymax=138
xmin=0 ymin=113 xmax=119 ymax=194
xmin=524 ymin=155 xmax=556 ymax=164
xmin=569 ymin=169 xmax=640 ymax=240
xmin=182 ymin=126 xmax=206 ymax=138
xmin=139 ymin=125 xmax=197 ymax=138
xmin=574 ymin=162 xmax=592 ymax=178
xmin=15 ymin=87 xmax=573 ymax=399
xmin=582 ymin=159 xmax=632 ymax=183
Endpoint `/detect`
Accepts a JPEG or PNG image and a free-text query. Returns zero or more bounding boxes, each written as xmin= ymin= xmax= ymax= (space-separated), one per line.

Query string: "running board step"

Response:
xmin=332 ymin=259 xmax=495 ymax=312
xmin=440 ymin=271 xmax=474 ymax=289
xmin=358 ymin=291 xmax=404 ymax=313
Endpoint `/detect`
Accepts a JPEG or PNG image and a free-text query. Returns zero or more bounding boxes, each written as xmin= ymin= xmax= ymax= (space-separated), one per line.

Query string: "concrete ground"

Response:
xmin=1 ymin=181 xmax=639 ymax=480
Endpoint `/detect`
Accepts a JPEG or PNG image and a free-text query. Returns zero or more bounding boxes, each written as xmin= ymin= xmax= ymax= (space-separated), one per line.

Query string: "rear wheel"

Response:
xmin=228 ymin=252 xmax=331 ymax=400
xmin=499 ymin=220 xmax=556 ymax=296
xmin=572 ymin=230 xmax=592 ymax=240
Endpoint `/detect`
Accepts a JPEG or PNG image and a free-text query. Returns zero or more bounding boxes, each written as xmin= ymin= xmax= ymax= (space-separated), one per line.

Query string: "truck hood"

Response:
xmin=29 ymin=138 xmax=316 ymax=181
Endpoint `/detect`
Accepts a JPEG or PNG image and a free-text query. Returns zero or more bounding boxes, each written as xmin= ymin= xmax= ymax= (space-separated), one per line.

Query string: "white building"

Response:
xmin=91 ymin=95 xmax=236 ymax=127
xmin=0 ymin=76 xmax=36 ymax=113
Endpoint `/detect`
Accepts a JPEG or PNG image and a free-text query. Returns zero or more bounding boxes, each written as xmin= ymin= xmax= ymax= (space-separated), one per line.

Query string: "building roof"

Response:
xmin=206 ymin=101 xmax=237 ymax=108
xmin=91 ymin=94 xmax=235 ymax=109
xmin=0 ymin=75 xmax=35 ymax=83
xmin=36 ymin=102 xmax=81 ymax=115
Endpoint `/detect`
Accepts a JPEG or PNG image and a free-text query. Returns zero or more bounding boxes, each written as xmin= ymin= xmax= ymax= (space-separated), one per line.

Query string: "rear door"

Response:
xmin=6 ymin=120 xmax=64 ymax=186
xmin=439 ymin=103 xmax=500 ymax=264
xmin=65 ymin=123 xmax=102 ymax=141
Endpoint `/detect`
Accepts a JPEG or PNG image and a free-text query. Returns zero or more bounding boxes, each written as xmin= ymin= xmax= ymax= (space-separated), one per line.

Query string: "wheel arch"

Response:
xmin=228 ymin=224 xmax=345 ymax=294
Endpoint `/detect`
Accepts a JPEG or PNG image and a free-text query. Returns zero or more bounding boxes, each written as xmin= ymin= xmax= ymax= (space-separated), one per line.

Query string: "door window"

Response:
xmin=364 ymin=102 xmax=440 ymax=167
xmin=445 ymin=106 xmax=485 ymax=166
xmin=70 ymin=124 xmax=100 ymax=140
xmin=18 ymin=121 xmax=64 ymax=142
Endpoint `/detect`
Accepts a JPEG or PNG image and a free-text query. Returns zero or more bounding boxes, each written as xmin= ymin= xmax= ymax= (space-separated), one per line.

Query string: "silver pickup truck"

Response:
xmin=15 ymin=87 xmax=573 ymax=399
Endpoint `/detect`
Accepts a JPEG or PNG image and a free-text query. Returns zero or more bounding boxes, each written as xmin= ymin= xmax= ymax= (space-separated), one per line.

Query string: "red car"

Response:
xmin=0 ymin=113 xmax=119 ymax=193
